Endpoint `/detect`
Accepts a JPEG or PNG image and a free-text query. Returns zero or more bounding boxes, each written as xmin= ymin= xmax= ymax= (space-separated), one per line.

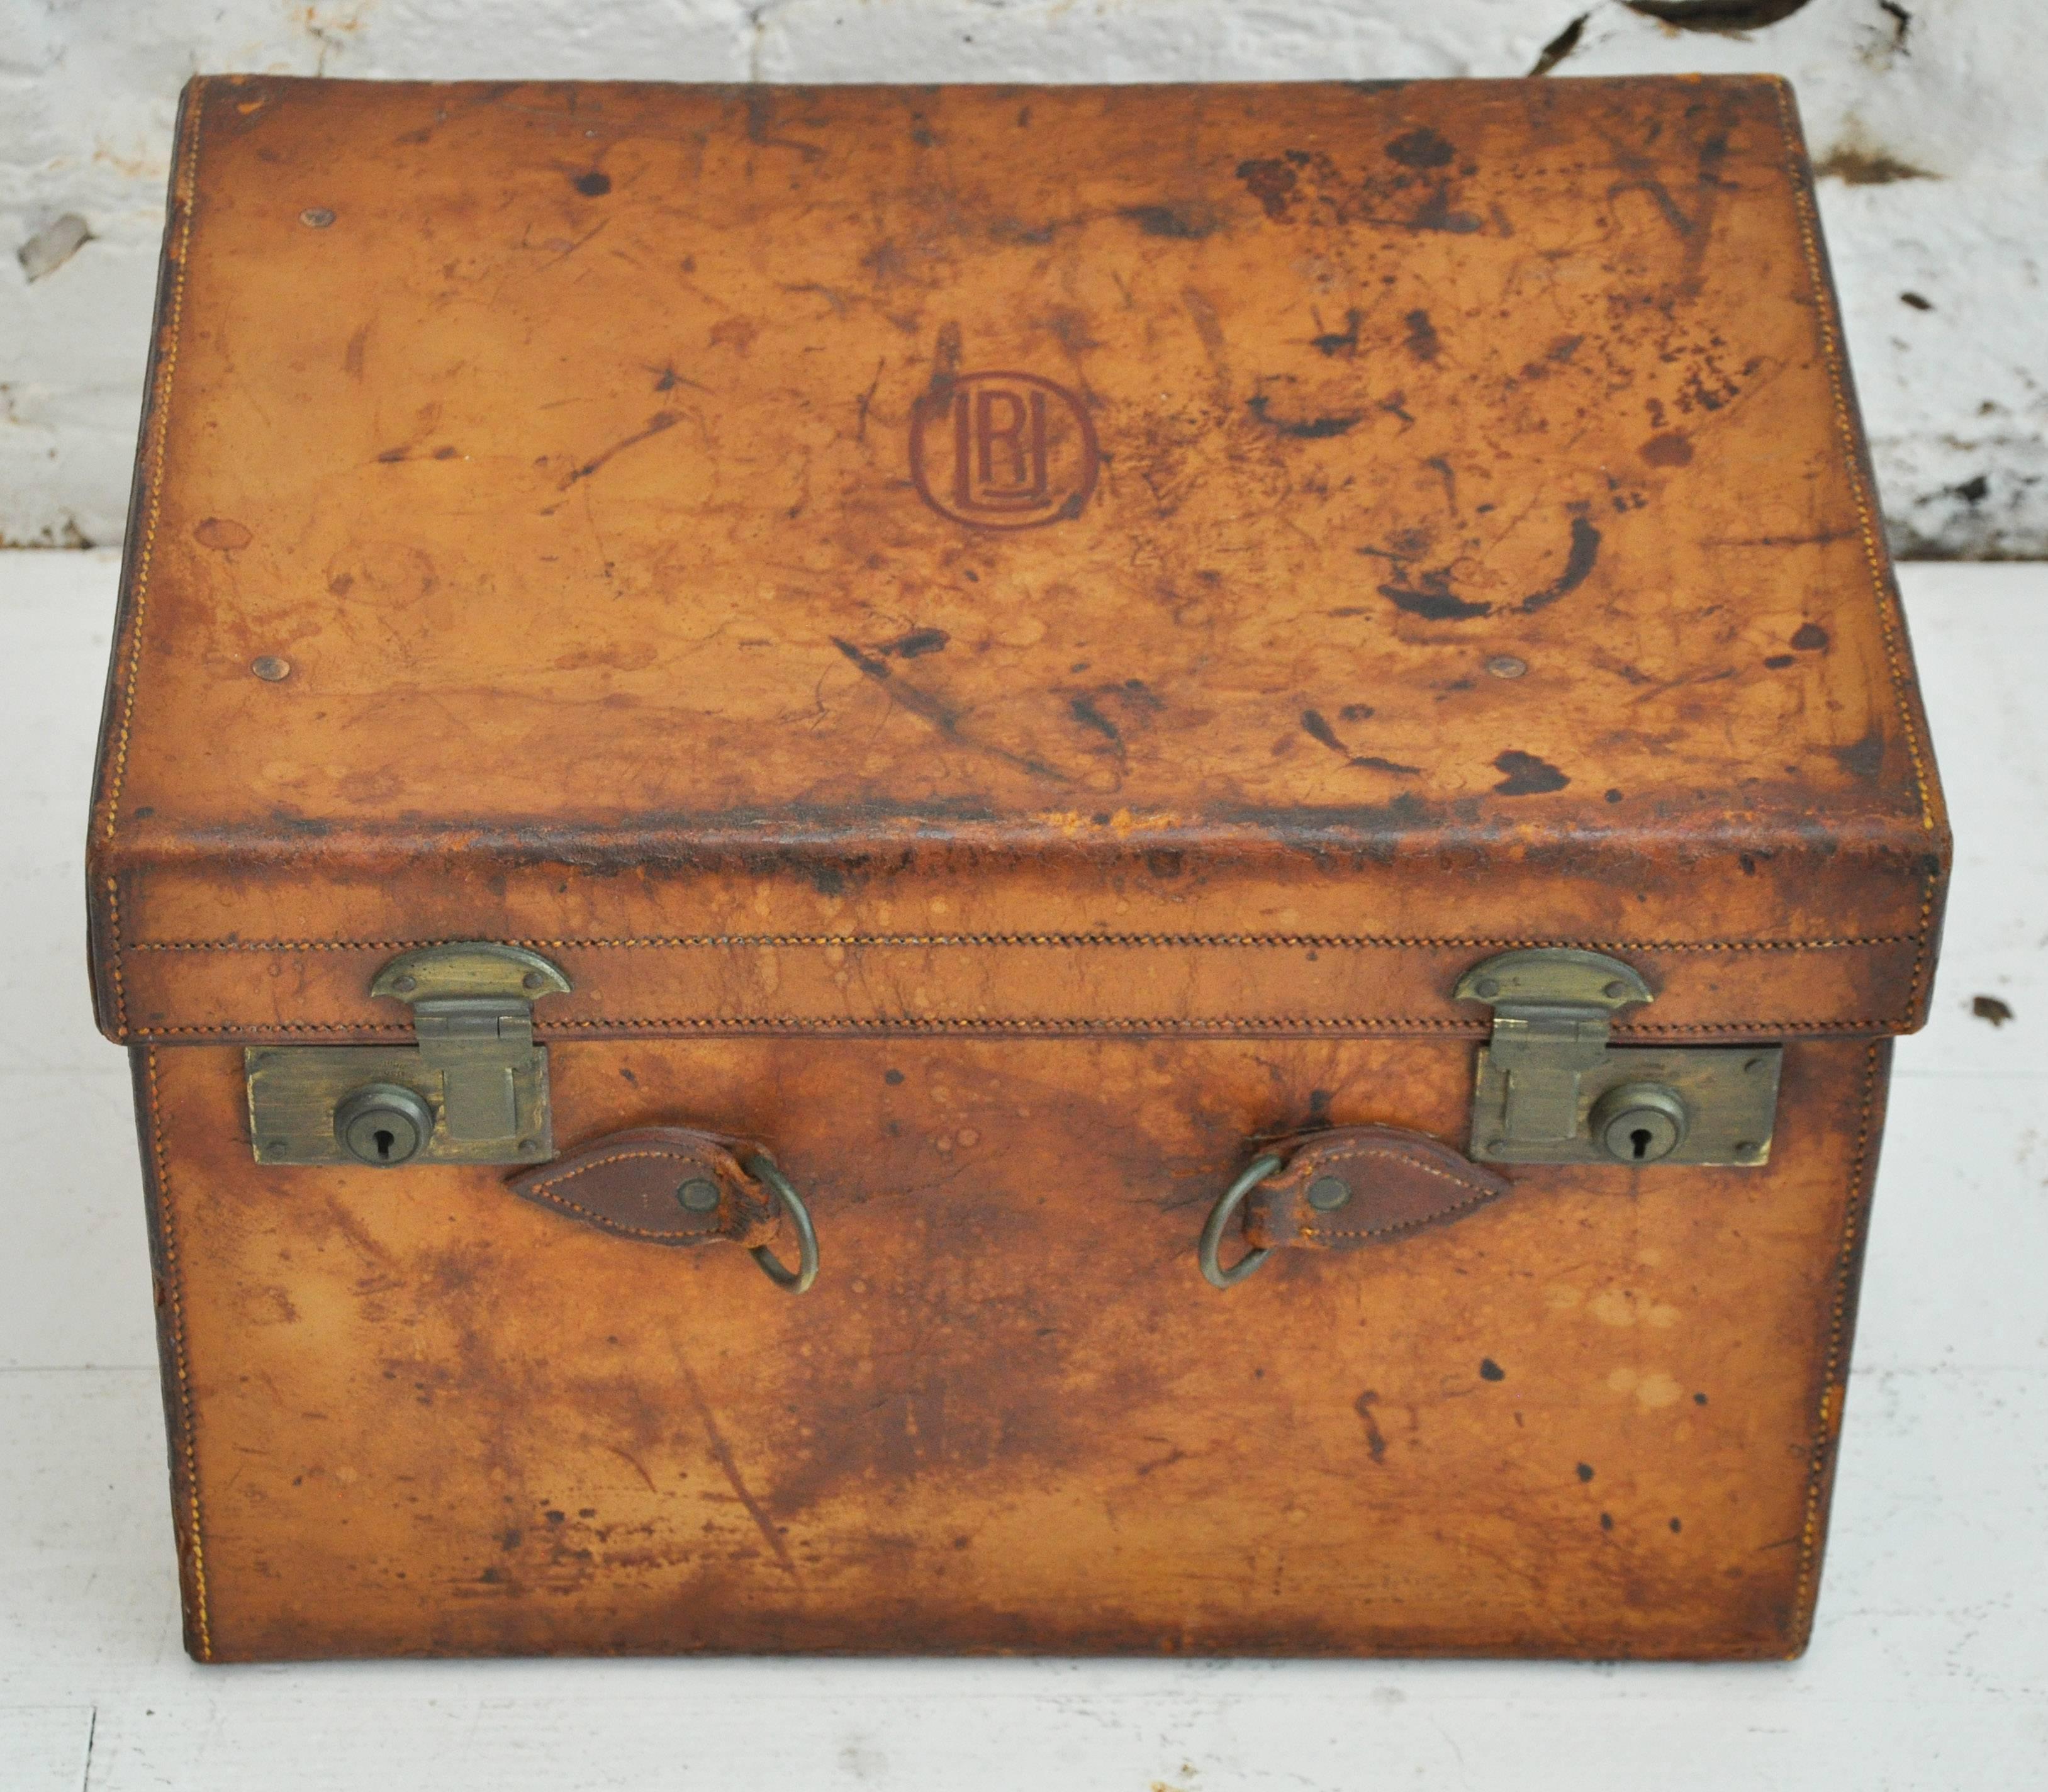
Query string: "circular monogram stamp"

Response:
xmin=909 ymin=371 xmax=1100 ymax=530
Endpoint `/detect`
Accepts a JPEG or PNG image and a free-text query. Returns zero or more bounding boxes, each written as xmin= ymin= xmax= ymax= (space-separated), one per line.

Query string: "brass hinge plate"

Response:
xmin=247 ymin=943 xmax=569 ymax=1167
xmin=1456 ymin=948 xmax=1781 ymax=1167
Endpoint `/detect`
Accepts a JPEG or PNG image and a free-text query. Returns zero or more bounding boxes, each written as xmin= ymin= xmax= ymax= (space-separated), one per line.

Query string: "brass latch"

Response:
xmin=247 ymin=944 xmax=571 ymax=1168
xmin=1454 ymin=948 xmax=1780 ymax=1167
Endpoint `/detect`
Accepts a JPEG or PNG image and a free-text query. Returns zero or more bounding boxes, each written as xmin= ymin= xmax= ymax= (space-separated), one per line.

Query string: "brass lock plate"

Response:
xmin=245 ymin=943 xmax=568 ymax=1167
xmin=1468 ymin=1044 xmax=1782 ymax=1167
xmin=1456 ymin=948 xmax=1782 ymax=1167
xmin=247 ymin=1044 xmax=555 ymax=1167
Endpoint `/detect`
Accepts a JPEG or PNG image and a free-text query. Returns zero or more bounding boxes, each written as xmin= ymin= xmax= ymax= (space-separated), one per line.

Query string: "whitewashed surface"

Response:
xmin=0 ymin=552 xmax=2042 ymax=1789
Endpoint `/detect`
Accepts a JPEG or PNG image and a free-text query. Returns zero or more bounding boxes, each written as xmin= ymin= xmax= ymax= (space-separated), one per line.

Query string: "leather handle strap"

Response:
xmin=1242 ymin=1125 xmax=1510 ymax=1250
xmin=1202 ymin=1125 xmax=1509 ymax=1288
xmin=507 ymin=1126 xmax=788 ymax=1252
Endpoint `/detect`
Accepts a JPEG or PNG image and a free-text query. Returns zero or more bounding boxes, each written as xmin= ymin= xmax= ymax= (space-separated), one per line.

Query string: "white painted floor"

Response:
xmin=1 ymin=552 xmax=2042 ymax=1791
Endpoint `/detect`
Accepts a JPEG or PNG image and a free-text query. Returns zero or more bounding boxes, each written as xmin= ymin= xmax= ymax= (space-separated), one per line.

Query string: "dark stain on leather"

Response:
xmin=1119 ymin=202 xmax=1221 ymax=239
xmin=1246 ymin=395 xmax=1363 ymax=439
xmin=1379 ymin=566 xmax=1491 ymax=622
xmin=1519 ymin=513 xmax=1603 ymax=612
xmin=1385 ymin=127 xmax=1457 ymax=168
xmin=879 ymin=627 xmax=949 ymax=659
xmin=1492 ymin=751 xmax=1570 ymax=796
xmin=1829 ymin=728 xmax=1886 ymax=781
xmin=1236 ymin=156 xmax=1299 ymax=220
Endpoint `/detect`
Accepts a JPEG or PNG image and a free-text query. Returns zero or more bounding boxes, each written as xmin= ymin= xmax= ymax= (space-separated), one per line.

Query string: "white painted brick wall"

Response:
xmin=3 ymin=0 xmax=2040 ymax=554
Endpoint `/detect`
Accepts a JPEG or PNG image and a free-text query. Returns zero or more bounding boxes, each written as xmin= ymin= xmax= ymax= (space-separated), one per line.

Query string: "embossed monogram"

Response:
xmin=909 ymin=371 xmax=1100 ymax=530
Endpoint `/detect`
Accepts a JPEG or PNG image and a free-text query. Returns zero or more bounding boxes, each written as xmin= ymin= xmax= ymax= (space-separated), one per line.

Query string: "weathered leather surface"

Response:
xmin=1241 ymin=1124 xmax=1510 ymax=1251
xmin=133 ymin=1034 xmax=1893 ymax=1662
xmin=505 ymin=1126 xmax=784 ymax=1250
xmin=87 ymin=75 xmax=1947 ymax=1043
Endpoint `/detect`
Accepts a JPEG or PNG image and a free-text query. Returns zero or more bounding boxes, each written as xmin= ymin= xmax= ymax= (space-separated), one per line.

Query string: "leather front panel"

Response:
xmin=138 ymin=1032 xmax=1888 ymax=1660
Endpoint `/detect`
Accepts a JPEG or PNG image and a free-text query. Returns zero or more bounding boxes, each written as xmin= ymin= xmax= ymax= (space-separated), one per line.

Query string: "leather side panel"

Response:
xmin=130 ymin=1044 xmax=215 ymax=1661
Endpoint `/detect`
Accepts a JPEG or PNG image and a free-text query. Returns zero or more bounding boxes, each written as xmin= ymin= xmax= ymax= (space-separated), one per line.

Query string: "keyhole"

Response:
xmin=1630 ymin=1127 xmax=1653 ymax=1160
xmin=373 ymin=1128 xmax=396 ymax=1161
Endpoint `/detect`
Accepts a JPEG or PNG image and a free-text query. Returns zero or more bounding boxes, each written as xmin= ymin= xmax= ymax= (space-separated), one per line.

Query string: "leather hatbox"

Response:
xmin=87 ymin=74 xmax=1949 ymax=1661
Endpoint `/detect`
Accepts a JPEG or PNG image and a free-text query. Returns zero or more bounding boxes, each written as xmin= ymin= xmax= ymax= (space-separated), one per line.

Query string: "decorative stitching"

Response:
xmin=524 ymin=1146 xmax=712 ymax=1195
xmin=1282 ymin=1143 xmax=1499 ymax=1201
xmin=145 ymin=1045 xmax=212 ymax=1660
xmin=121 ymin=1013 xmax=1906 ymax=1039
xmin=517 ymin=1148 xmax=765 ymax=1243
xmin=1281 ymin=1141 xmax=1504 ymax=1240
xmin=1774 ymin=79 xmax=1938 ymax=840
xmin=1302 ymin=1184 xmax=1502 ymax=1241
xmin=1618 ymin=1019 xmax=1884 ymax=1037
xmin=1903 ymin=866 xmax=1938 ymax=1029
xmin=100 ymin=86 xmax=203 ymax=846
xmin=128 ymin=929 xmax=1916 ymax=955
xmin=107 ymin=878 xmax=128 ymax=1037
xmin=1790 ymin=1038 xmax=1884 ymax=1649
xmin=111 ymin=928 xmax=1927 ymax=1040
xmin=520 ymin=1186 xmax=729 ymax=1244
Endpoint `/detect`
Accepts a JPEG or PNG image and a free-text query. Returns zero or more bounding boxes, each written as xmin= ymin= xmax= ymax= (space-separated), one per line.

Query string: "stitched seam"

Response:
xmin=1791 ymin=1038 xmax=1884 ymax=1644
xmin=1903 ymin=866 xmax=1937 ymax=1026
xmin=101 ymin=87 xmax=203 ymax=846
xmin=1283 ymin=1143 xmax=1499 ymax=1202
xmin=1303 ymin=1184 xmax=1501 ymax=1241
xmin=520 ymin=1149 xmax=763 ymax=1240
xmin=121 ymin=1013 xmax=1903 ymax=1038
xmin=521 ymin=1185 xmax=728 ymax=1243
xmin=1774 ymin=79 xmax=1936 ymax=840
xmin=525 ymin=1148 xmax=705 ymax=1196
xmin=146 ymin=1045 xmax=211 ymax=1660
xmin=108 ymin=878 xmax=128 ymax=1036
xmin=127 ymin=931 xmax=1917 ymax=955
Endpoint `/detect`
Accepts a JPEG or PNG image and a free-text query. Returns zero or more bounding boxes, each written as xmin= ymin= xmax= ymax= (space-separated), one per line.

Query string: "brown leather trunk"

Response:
xmin=88 ymin=74 xmax=1948 ymax=1662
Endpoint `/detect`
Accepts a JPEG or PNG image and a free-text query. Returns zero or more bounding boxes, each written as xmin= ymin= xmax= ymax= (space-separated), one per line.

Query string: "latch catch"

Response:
xmin=247 ymin=943 xmax=570 ymax=1168
xmin=1455 ymin=948 xmax=1780 ymax=1167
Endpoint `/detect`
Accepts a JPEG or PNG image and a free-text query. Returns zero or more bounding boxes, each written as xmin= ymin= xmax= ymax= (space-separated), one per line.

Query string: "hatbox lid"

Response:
xmin=89 ymin=74 xmax=1947 ymax=1044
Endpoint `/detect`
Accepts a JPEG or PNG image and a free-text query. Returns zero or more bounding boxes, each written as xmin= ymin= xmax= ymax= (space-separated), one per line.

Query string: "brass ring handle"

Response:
xmin=742 ymin=1153 xmax=820 ymax=1294
xmin=1198 ymin=1152 xmax=1284 ymax=1290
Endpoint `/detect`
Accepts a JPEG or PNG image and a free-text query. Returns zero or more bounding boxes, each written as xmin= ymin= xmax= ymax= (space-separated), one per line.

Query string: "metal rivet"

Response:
xmin=1603 ymin=980 xmax=1630 ymax=1000
xmin=1745 ymin=1056 xmax=1769 ymax=1074
xmin=1733 ymin=1141 xmax=1757 ymax=1156
xmin=517 ymin=1138 xmax=537 ymax=1154
xmin=300 ymin=206 xmax=335 ymax=228
xmin=394 ymin=975 xmax=417 ymax=994
xmin=1486 ymin=1138 xmax=1506 ymax=1154
xmin=1307 ymin=1175 xmax=1351 ymax=1211
xmin=522 ymin=972 xmax=544 ymax=990
xmin=250 ymin=656 xmax=291 ymax=681
xmin=266 ymin=1140 xmax=288 ymax=1155
xmin=1475 ymin=978 xmax=1501 ymax=1000
xmin=677 ymin=1178 xmax=720 ymax=1213
xmin=1486 ymin=654 xmax=1528 ymax=679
